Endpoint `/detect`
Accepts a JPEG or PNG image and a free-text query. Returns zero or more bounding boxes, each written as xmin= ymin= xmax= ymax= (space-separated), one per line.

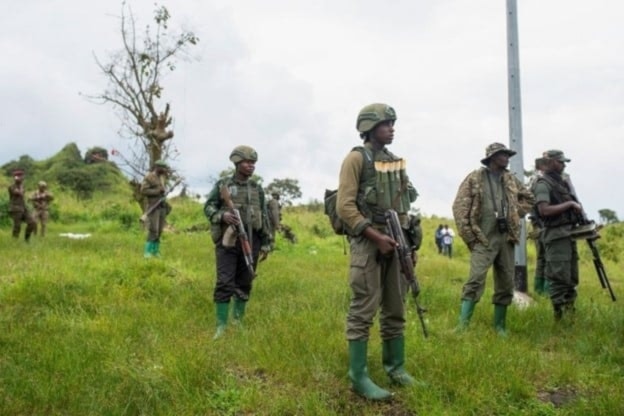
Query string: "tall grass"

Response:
xmin=0 ymin=201 xmax=622 ymax=415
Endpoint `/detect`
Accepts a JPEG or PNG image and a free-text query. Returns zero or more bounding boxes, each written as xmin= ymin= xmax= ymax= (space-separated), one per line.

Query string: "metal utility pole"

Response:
xmin=506 ymin=0 xmax=528 ymax=292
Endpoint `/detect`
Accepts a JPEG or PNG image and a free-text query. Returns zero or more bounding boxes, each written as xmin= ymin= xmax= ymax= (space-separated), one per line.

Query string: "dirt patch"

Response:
xmin=537 ymin=386 xmax=578 ymax=407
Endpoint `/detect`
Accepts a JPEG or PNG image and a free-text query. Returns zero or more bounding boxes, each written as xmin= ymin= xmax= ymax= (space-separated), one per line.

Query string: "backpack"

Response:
xmin=324 ymin=146 xmax=371 ymax=235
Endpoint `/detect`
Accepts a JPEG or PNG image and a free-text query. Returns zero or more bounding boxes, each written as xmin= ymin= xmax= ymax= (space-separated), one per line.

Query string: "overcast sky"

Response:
xmin=2 ymin=0 xmax=623 ymax=219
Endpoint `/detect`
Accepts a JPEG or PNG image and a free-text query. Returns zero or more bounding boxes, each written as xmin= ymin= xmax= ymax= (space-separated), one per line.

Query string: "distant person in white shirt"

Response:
xmin=442 ymin=224 xmax=455 ymax=258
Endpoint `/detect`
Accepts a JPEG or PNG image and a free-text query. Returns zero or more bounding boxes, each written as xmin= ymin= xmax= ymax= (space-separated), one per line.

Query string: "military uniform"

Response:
xmin=532 ymin=150 xmax=579 ymax=320
xmin=267 ymin=193 xmax=281 ymax=241
xmin=452 ymin=143 xmax=534 ymax=334
xmin=337 ymin=103 xmax=419 ymax=401
xmin=140 ymin=161 xmax=170 ymax=257
xmin=30 ymin=181 xmax=54 ymax=237
xmin=7 ymin=169 xmax=36 ymax=241
xmin=204 ymin=145 xmax=272 ymax=339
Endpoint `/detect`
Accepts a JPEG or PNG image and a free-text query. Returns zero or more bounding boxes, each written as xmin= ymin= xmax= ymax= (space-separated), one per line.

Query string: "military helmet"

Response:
xmin=356 ymin=103 xmax=397 ymax=134
xmin=38 ymin=181 xmax=47 ymax=188
xmin=229 ymin=145 xmax=258 ymax=163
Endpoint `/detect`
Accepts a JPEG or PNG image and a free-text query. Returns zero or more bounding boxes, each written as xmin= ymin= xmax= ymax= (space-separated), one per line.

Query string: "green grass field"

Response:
xmin=0 ymin=197 xmax=622 ymax=415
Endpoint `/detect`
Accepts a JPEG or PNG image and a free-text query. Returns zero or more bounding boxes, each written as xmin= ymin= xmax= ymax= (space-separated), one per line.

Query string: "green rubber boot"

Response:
xmin=144 ymin=242 xmax=154 ymax=258
xmin=382 ymin=336 xmax=415 ymax=386
xmin=534 ymin=276 xmax=546 ymax=296
xmin=457 ymin=299 xmax=477 ymax=331
xmin=233 ymin=298 xmax=247 ymax=325
xmin=348 ymin=340 xmax=393 ymax=401
xmin=494 ymin=304 xmax=508 ymax=336
xmin=151 ymin=241 xmax=161 ymax=257
xmin=213 ymin=302 xmax=229 ymax=340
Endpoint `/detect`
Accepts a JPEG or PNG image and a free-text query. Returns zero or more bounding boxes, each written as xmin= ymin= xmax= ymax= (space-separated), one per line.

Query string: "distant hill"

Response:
xmin=1 ymin=143 xmax=130 ymax=200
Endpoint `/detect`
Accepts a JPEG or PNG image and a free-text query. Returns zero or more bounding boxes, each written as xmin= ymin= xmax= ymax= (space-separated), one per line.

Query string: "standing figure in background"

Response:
xmin=441 ymin=224 xmax=455 ymax=258
xmin=434 ymin=224 xmax=444 ymax=254
xmin=30 ymin=181 xmax=54 ymax=237
xmin=7 ymin=169 xmax=36 ymax=242
xmin=452 ymin=143 xmax=534 ymax=335
xmin=527 ymin=157 xmax=548 ymax=296
xmin=267 ymin=191 xmax=281 ymax=243
xmin=204 ymin=145 xmax=272 ymax=339
xmin=140 ymin=160 xmax=171 ymax=258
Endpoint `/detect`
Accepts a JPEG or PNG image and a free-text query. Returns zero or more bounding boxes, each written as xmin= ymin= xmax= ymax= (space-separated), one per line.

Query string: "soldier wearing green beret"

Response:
xmin=204 ymin=145 xmax=272 ymax=339
xmin=452 ymin=143 xmax=534 ymax=335
xmin=337 ymin=103 xmax=420 ymax=401
xmin=532 ymin=150 xmax=582 ymax=322
xmin=140 ymin=160 xmax=171 ymax=257
xmin=7 ymin=168 xmax=36 ymax=241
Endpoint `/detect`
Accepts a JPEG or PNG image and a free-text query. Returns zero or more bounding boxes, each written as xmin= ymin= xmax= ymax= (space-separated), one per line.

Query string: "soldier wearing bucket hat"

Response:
xmin=7 ymin=168 xmax=36 ymax=241
xmin=337 ymin=103 xmax=420 ymax=400
xmin=532 ymin=149 xmax=582 ymax=322
xmin=30 ymin=180 xmax=54 ymax=237
xmin=452 ymin=142 xmax=534 ymax=336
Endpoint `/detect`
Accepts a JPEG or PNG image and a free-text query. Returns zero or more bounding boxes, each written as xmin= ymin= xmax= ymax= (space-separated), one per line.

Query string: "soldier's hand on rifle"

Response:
xmin=570 ymin=201 xmax=583 ymax=214
xmin=222 ymin=211 xmax=240 ymax=225
xmin=364 ymin=226 xmax=397 ymax=256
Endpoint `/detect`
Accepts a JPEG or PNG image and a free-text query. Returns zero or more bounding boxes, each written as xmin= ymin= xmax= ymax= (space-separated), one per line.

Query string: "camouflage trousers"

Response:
xmin=10 ymin=210 xmax=36 ymax=240
xmin=461 ymin=232 xmax=515 ymax=306
xmin=346 ymin=234 xmax=407 ymax=341
xmin=544 ymin=237 xmax=578 ymax=307
xmin=32 ymin=209 xmax=50 ymax=236
xmin=145 ymin=207 xmax=167 ymax=242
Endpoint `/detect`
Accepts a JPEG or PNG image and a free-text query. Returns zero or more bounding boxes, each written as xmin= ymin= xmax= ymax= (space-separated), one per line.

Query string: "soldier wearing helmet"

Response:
xmin=30 ymin=180 xmax=54 ymax=237
xmin=7 ymin=168 xmax=36 ymax=241
xmin=452 ymin=143 xmax=534 ymax=335
xmin=204 ymin=145 xmax=272 ymax=339
xmin=336 ymin=103 xmax=419 ymax=400
xmin=139 ymin=160 xmax=171 ymax=258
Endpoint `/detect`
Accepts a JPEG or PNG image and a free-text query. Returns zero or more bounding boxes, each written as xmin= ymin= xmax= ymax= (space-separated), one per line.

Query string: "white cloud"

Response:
xmin=1 ymin=0 xmax=623 ymax=219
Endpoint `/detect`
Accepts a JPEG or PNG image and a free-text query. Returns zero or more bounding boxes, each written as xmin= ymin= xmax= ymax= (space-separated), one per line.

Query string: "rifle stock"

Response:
xmin=220 ymin=185 xmax=256 ymax=277
xmin=385 ymin=209 xmax=428 ymax=338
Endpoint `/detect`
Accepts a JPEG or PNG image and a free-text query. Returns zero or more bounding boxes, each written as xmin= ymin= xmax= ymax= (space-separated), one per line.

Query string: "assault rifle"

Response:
xmin=140 ymin=177 xmax=182 ymax=223
xmin=385 ymin=209 xmax=428 ymax=338
xmin=220 ymin=185 xmax=256 ymax=277
xmin=571 ymin=216 xmax=616 ymax=302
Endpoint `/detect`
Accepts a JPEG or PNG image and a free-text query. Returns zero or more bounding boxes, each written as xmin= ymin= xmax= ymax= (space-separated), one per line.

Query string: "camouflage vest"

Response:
xmin=222 ymin=178 xmax=263 ymax=231
xmin=357 ymin=145 xmax=415 ymax=225
xmin=537 ymin=173 xmax=576 ymax=227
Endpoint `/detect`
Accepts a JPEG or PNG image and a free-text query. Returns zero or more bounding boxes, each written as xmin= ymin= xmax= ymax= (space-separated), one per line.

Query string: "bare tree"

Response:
xmin=87 ymin=2 xmax=198 ymax=202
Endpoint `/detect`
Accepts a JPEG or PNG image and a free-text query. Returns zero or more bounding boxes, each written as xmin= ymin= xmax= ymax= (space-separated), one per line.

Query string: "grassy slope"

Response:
xmin=0 ymin=198 xmax=623 ymax=415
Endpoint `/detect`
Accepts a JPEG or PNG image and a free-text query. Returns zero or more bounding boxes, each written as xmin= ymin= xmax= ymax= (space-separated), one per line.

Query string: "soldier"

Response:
xmin=7 ymin=169 xmax=36 ymax=241
xmin=204 ymin=145 xmax=272 ymax=339
xmin=527 ymin=157 xmax=548 ymax=296
xmin=30 ymin=181 xmax=54 ymax=237
xmin=337 ymin=103 xmax=419 ymax=401
xmin=140 ymin=160 xmax=171 ymax=258
xmin=532 ymin=150 xmax=582 ymax=322
xmin=267 ymin=191 xmax=281 ymax=242
xmin=452 ymin=143 xmax=534 ymax=335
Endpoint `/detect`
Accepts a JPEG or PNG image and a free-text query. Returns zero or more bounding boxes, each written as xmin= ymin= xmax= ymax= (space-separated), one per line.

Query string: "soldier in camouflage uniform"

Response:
xmin=30 ymin=181 xmax=54 ymax=237
xmin=532 ymin=150 xmax=582 ymax=322
xmin=267 ymin=191 xmax=281 ymax=242
xmin=204 ymin=145 xmax=272 ymax=339
xmin=140 ymin=160 xmax=171 ymax=258
xmin=527 ymin=157 xmax=548 ymax=296
xmin=452 ymin=143 xmax=534 ymax=335
xmin=7 ymin=169 xmax=36 ymax=241
xmin=337 ymin=103 xmax=419 ymax=401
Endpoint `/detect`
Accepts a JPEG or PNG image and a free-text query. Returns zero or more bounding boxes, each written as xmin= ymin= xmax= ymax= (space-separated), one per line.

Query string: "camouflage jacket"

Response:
xmin=8 ymin=184 xmax=27 ymax=213
xmin=140 ymin=171 xmax=166 ymax=208
xmin=30 ymin=190 xmax=54 ymax=211
xmin=452 ymin=167 xmax=534 ymax=246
